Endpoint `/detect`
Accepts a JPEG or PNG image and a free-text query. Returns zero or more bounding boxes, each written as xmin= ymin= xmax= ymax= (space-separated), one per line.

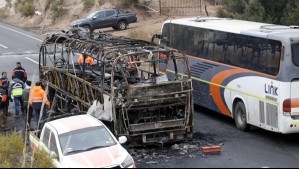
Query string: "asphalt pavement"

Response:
xmin=1 ymin=22 xmax=299 ymax=168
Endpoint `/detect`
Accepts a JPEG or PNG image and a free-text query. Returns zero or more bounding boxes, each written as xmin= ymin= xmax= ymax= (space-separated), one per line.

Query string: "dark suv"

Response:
xmin=71 ymin=9 xmax=137 ymax=31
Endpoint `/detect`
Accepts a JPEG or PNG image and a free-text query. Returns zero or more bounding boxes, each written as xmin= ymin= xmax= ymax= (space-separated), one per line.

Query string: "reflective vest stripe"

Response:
xmin=32 ymin=96 xmax=43 ymax=102
xmin=12 ymin=88 xmax=23 ymax=96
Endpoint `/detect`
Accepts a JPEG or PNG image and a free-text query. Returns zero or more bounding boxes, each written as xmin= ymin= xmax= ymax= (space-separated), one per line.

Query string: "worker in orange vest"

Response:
xmin=29 ymin=82 xmax=50 ymax=128
xmin=77 ymin=53 xmax=95 ymax=65
xmin=128 ymin=56 xmax=140 ymax=76
xmin=0 ymin=84 xmax=8 ymax=130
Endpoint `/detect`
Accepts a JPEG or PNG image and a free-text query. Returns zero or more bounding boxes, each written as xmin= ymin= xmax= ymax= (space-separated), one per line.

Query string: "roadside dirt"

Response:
xmin=0 ymin=0 xmax=220 ymax=40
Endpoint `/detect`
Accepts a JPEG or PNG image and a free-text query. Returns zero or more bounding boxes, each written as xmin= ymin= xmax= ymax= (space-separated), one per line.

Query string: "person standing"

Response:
xmin=0 ymin=72 xmax=10 ymax=115
xmin=23 ymin=81 xmax=33 ymax=130
xmin=9 ymin=78 xmax=25 ymax=119
xmin=29 ymin=82 xmax=50 ymax=128
xmin=0 ymin=85 xmax=8 ymax=130
xmin=12 ymin=62 xmax=27 ymax=83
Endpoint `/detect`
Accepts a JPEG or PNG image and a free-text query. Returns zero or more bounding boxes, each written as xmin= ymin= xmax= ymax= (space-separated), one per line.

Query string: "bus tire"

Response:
xmin=234 ymin=101 xmax=250 ymax=131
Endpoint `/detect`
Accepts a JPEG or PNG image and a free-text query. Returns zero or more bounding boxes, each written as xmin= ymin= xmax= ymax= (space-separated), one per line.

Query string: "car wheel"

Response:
xmin=117 ymin=21 xmax=128 ymax=30
xmin=234 ymin=101 xmax=250 ymax=131
xmin=82 ymin=25 xmax=92 ymax=33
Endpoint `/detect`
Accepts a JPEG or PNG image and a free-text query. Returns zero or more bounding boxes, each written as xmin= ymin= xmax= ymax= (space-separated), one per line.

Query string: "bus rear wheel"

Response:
xmin=234 ymin=102 xmax=250 ymax=131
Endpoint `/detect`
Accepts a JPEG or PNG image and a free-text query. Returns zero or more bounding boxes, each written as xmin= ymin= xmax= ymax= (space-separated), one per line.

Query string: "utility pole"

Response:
xmin=159 ymin=0 xmax=162 ymax=16
xmin=200 ymin=0 xmax=202 ymax=14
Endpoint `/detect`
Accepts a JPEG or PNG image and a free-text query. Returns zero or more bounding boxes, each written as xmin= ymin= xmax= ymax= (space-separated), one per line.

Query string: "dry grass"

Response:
xmin=127 ymin=28 xmax=160 ymax=42
xmin=0 ymin=132 xmax=55 ymax=168
xmin=0 ymin=8 xmax=9 ymax=20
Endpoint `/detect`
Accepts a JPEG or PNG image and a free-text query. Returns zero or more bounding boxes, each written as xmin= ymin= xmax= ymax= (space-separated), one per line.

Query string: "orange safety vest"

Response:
xmin=29 ymin=86 xmax=50 ymax=108
xmin=78 ymin=55 xmax=95 ymax=65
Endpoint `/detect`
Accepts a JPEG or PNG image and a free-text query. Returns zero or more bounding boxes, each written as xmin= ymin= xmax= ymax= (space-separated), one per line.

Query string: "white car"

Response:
xmin=30 ymin=114 xmax=136 ymax=168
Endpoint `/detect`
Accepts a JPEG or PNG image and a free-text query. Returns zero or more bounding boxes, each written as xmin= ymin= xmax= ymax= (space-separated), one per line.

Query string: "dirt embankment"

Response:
xmin=0 ymin=0 xmax=220 ymax=40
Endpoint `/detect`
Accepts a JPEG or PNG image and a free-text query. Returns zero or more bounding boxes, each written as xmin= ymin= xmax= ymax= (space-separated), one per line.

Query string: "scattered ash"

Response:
xmin=128 ymin=132 xmax=224 ymax=168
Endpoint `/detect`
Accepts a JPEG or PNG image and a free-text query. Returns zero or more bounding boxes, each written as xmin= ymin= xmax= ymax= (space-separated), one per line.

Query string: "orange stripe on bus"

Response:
xmin=187 ymin=55 xmax=281 ymax=79
xmin=210 ymin=69 xmax=250 ymax=117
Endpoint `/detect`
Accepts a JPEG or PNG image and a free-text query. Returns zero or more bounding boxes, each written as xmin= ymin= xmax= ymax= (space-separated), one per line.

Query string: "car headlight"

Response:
xmin=121 ymin=155 xmax=135 ymax=168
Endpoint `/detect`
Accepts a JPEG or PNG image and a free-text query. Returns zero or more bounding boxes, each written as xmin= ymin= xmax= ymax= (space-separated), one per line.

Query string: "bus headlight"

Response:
xmin=121 ymin=155 xmax=135 ymax=168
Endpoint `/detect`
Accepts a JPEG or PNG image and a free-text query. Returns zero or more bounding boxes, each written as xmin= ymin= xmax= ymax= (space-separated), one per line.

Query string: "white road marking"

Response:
xmin=25 ymin=57 xmax=39 ymax=65
xmin=0 ymin=43 xmax=7 ymax=48
xmin=0 ymin=24 xmax=43 ymax=42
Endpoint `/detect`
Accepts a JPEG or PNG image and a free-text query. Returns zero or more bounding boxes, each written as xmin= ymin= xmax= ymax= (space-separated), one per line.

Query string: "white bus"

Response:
xmin=160 ymin=17 xmax=299 ymax=134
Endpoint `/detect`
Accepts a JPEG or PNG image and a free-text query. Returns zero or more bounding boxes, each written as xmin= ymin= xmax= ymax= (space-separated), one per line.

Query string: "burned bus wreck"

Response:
xmin=39 ymin=29 xmax=194 ymax=145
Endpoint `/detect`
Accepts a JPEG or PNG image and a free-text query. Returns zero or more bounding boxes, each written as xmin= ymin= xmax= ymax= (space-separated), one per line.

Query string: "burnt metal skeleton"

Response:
xmin=39 ymin=29 xmax=194 ymax=145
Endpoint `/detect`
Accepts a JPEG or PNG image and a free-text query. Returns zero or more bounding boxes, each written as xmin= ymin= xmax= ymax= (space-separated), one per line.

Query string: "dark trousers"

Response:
xmin=4 ymin=101 xmax=9 ymax=114
xmin=34 ymin=109 xmax=47 ymax=128
xmin=24 ymin=106 xmax=33 ymax=129
xmin=0 ymin=107 xmax=7 ymax=127
xmin=14 ymin=97 xmax=24 ymax=117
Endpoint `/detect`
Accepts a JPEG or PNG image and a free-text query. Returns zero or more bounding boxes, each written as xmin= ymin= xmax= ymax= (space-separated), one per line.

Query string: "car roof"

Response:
xmin=96 ymin=9 xmax=116 ymax=12
xmin=47 ymin=115 xmax=104 ymax=135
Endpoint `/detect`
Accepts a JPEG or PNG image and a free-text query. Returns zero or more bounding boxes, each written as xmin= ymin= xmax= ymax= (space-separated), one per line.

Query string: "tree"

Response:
xmin=281 ymin=1 xmax=299 ymax=25
xmin=217 ymin=0 xmax=299 ymax=25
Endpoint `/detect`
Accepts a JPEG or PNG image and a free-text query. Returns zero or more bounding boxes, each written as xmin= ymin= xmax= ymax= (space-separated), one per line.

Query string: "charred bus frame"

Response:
xmin=39 ymin=29 xmax=194 ymax=145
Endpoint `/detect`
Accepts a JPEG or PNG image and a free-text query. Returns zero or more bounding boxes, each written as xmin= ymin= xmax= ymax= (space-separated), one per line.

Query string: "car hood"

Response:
xmin=72 ymin=18 xmax=89 ymax=24
xmin=61 ymin=145 xmax=128 ymax=168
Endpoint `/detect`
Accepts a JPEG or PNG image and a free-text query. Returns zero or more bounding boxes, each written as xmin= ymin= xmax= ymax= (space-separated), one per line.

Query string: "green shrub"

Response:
xmin=118 ymin=0 xmax=140 ymax=8
xmin=17 ymin=0 xmax=36 ymax=17
xmin=32 ymin=149 xmax=56 ymax=168
xmin=51 ymin=0 xmax=67 ymax=24
xmin=84 ymin=0 xmax=95 ymax=10
xmin=98 ymin=0 xmax=108 ymax=6
xmin=5 ymin=0 xmax=13 ymax=8
xmin=0 ymin=133 xmax=55 ymax=168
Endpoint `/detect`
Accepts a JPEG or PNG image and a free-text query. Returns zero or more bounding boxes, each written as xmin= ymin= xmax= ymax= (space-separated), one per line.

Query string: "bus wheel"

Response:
xmin=234 ymin=102 xmax=250 ymax=131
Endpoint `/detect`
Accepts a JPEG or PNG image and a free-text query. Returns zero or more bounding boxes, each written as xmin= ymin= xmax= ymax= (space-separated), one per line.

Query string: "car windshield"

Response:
xmin=86 ymin=11 xmax=98 ymax=19
xmin=59 ymin=126 xmax=117 ymax=156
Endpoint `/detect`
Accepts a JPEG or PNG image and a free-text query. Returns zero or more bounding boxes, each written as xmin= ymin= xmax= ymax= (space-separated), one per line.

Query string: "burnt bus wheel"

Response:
xmin=234 ymin=102 xmax=250 ymax=131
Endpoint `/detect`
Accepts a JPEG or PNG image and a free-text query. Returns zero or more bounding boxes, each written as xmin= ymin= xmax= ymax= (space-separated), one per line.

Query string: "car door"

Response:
xmin=49 ymin=131 xmax=61 ymax=167
xmin=41 ymin=127 xmax=51 ymax=149
xmin=92 ymin=11 xmax=106 ymax=29
xmin=104 ymin=10 xmax=118 ymax=27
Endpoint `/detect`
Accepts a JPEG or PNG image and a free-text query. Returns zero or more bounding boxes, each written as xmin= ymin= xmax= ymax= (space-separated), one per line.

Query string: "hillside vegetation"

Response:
xmin=217 ymin=0 xmax=299 ymax=25
xmin=0 ymin=0 xmax=142 ymax=32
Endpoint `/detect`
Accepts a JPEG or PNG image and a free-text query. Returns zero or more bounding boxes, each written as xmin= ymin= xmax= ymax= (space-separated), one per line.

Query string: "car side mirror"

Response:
xmin=92 ymin=16 xmax=97 ymax=20
xmin=119 ymin=136 xmax=127 ymax=144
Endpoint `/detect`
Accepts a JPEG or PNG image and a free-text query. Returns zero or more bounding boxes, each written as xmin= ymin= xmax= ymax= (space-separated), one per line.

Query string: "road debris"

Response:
xmin=201 ymin=146 xmax=222 ymax=155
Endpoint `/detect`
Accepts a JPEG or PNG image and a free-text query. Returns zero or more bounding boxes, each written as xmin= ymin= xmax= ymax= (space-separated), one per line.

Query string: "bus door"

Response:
xmin=291 ymin=80 xmax=299 ymax=116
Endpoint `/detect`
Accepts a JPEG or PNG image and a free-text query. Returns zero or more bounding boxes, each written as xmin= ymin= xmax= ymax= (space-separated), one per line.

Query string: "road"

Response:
xmin=1 ymin=22 xmax=299 ymax=168
xmin=0 ymin=22 xmax=41 ymax=77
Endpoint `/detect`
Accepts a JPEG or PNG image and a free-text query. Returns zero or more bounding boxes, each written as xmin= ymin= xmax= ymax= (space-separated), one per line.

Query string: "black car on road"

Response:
xmin=71 ymin=9 xmax=137 ymax=31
